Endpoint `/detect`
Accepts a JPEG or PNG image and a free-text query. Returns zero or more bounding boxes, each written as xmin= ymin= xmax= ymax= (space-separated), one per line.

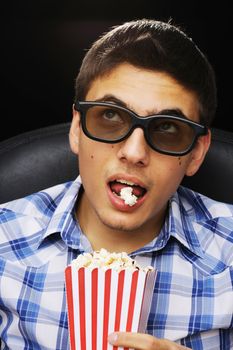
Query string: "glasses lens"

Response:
xmin=149 ymin=117 xmax=196 ymax=152
xmin=85 ymin=105 xmax=132 ymax=140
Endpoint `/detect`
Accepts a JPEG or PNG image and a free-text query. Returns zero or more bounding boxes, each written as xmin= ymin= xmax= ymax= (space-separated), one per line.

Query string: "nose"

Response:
xmin=117 ymin=128 xmax=150 ymax=166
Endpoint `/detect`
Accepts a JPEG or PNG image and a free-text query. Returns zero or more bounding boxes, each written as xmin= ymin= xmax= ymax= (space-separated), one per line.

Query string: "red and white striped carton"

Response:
xmin=65 ymin=263 xmax=156 ymax=350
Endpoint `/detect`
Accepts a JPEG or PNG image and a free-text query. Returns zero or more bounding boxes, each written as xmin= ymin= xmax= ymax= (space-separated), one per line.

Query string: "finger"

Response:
xmin=109 ymin=331 xmax=158 ymax=349
xmin=108 ymin=332 xmax=191 ymax=350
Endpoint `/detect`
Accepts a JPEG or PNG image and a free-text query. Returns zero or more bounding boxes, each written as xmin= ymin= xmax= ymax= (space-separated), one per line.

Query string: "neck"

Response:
xmin=76 ymin=192 xmax=166 ymax=254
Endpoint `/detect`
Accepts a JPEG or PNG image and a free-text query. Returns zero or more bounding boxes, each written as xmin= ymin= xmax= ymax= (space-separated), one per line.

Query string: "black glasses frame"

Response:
xmin=74 ymin=101 xmax=208 ymax=156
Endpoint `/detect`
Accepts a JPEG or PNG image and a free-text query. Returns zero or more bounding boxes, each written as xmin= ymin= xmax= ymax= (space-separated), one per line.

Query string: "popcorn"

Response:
xmin=65 ymin=249 xmax=156 ymax=350
xmin=120 ymin=187 xmax=138 ymax=206
xmin=71 ymin=248 xmax=153 ymax=271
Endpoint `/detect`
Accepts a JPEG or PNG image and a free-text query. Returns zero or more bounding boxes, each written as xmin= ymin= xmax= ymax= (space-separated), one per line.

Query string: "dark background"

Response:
xmin=0 ymin=1 xmax=232 ymax=142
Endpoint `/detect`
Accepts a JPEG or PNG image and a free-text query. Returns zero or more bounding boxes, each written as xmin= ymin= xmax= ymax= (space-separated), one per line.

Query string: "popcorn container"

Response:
xmin=65 ymin=262 xmax=156 ymax=350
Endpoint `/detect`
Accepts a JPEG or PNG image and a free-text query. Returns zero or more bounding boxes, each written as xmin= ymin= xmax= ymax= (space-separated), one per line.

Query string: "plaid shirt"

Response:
xmin=0 ymin=176 xmax=233 ymax=349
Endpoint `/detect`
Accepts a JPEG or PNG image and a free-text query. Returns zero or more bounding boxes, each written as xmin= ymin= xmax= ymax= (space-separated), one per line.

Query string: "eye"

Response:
xmin=155 ymin=121 xmax=179 ymax=133
xmin=102 ymin=109 xmax=123 ymax=122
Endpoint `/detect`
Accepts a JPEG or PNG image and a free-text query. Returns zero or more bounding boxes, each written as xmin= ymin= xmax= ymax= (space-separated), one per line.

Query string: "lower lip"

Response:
xmin=107 ymin=184 xmax=146 ymax=212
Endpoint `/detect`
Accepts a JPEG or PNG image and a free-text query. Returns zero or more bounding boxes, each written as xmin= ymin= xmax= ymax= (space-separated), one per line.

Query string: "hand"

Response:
xmin=108 ymin=332 xmax=191 ymax=350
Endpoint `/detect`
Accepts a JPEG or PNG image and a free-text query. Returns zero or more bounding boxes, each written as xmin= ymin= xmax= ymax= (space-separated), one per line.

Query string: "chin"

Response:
xmin=99 ymin=214 xmax=143 ymax=233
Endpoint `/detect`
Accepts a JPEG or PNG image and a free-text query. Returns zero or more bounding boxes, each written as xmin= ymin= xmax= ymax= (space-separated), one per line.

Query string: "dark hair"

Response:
xmin=75 ymin=19 xmax=217 ymax=126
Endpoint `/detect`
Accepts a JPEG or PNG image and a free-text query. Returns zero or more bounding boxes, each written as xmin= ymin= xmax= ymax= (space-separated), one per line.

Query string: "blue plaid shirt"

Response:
xmin=0 ymin=176 xmax=233 ymax=349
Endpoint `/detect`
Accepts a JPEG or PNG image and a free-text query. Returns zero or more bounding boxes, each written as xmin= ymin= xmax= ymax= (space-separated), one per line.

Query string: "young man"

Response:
xmin=0 ymin=19 xmax=232 ymax=349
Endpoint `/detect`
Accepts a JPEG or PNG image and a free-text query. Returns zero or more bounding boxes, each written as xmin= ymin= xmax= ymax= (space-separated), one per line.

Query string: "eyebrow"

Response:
xmin=91 ymin=94 xmax=189 ymax=120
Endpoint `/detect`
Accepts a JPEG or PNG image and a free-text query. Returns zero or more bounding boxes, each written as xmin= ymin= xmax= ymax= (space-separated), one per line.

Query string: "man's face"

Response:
xmin=70 ymin=63 xmax=210 ymax=235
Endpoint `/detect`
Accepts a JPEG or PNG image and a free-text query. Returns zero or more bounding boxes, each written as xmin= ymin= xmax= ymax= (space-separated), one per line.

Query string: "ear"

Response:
xmin=185 ymin=129 xmax=211 ymax=177
xmin=69 ymin=104 xmax=81 ymax=155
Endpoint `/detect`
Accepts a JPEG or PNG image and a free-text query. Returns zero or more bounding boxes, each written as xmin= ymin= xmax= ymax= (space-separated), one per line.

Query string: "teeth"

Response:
xmin=117 ymin=179 xmax=135 ymax=186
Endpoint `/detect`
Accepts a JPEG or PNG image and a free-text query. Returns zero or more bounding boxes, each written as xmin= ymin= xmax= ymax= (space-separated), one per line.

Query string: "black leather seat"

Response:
xmin=0 ymin=123 xmax=78 ymax=204
xmin=0 ymin=124 xmax=233 ymax=204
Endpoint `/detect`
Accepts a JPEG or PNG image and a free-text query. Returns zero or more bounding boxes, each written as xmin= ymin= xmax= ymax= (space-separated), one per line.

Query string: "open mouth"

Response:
xmin=109 ymin=179 xmax=147 ymax=205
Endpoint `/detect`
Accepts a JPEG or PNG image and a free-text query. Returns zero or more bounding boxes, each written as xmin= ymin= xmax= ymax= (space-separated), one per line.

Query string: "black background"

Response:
xmin=0 ymin=1 xmax=232 ymax=142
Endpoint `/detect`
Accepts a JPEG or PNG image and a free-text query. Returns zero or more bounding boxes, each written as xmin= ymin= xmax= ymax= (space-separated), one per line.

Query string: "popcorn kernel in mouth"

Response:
xmin=120 ymin=186 xmax=138 ymax=206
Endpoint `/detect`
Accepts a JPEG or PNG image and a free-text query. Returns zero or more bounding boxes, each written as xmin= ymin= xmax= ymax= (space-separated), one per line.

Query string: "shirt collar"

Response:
xmin=147 ymin=186 xmax=233 ymax=258
xmin=165 ymin=191 xmax=205 ymax=258
xmin=39 ymin=176 xmax=84 ymax=250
